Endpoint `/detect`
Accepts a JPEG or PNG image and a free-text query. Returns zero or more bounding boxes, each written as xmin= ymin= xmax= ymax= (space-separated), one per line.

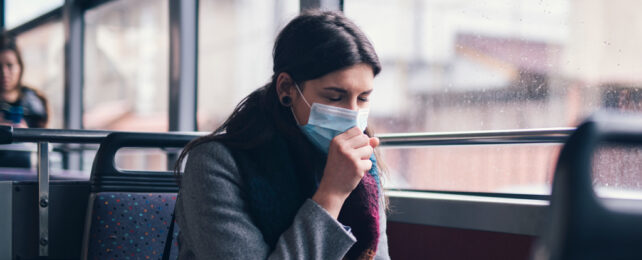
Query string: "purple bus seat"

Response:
xmin=85 ymin=192 xmax=178 ymax=259
xmin=81 ymin=132 xmax=200 ymax=260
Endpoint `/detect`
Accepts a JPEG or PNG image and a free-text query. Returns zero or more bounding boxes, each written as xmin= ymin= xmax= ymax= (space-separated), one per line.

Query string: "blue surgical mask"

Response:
xmin=292 ymin=84 xmax=369 ymax=153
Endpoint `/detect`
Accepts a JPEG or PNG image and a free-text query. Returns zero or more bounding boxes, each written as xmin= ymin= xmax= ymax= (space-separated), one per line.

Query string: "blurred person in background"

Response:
xmin=0 ymin=32 xmax=49 ymax=168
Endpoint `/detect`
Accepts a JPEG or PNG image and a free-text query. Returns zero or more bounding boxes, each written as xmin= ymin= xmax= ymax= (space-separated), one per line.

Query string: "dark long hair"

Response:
xmin=174 ymin=11 xmax=382 ymax=181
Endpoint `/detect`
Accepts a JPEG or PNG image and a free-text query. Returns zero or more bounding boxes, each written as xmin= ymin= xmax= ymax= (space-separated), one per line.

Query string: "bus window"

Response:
xmin=83 ymin=0 xmax=170 ymax=131
xmin=197 ymin=0 xmax=299 ymax=131
xmin=115 ymin=147 xmax=182 ymax=172
xmin=344 ymin=0 xmax=642 ymax=194
xmin=381 ymin=144 xmax=561 ymax=194
xmin=593 ymin=144 xmax=642 ymax=199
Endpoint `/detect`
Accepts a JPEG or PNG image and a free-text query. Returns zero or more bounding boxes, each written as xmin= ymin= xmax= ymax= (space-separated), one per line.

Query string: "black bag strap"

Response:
xmin=162 ymin=209 xmax=177 ymax=260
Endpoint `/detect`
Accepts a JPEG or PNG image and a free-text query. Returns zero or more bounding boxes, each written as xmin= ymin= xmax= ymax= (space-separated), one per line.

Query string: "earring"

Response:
xmin=281 ymin=96 xmax=292 ymax=106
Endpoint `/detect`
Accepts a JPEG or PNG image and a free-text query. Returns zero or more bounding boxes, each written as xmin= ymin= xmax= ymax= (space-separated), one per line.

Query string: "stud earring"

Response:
xmin=281 ymin=96 xmax=292 ymax=106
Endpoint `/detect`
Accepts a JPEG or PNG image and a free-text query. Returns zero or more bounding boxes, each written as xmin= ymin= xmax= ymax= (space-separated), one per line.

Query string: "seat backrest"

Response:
xmin=533 ymin=112 xmax=642 ymax=260
xmin=85 ymin=192 xmax=178 ymax=259
xmin=82 ymin=132 xmax=201 ymax=260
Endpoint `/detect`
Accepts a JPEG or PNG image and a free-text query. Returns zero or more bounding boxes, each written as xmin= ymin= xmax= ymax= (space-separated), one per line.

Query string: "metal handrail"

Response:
xmin=3 ymin=127 xmax=111 ymax=144
xmin=1 ymin=126 xmax=212 ymax=144
xmin=1 ymin=125 xmax=577 ymax=146
xmin=377 ymin=127 xmax=575 ymax=147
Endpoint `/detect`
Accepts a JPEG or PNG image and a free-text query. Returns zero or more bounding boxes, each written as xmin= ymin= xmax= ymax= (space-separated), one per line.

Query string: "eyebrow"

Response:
xmin=323 ymin=87 xmax=373 ymax=95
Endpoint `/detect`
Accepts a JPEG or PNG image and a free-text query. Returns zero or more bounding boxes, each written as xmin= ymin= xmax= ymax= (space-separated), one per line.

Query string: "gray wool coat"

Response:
xmin=175 ymin=141 xmax=390 ymax=260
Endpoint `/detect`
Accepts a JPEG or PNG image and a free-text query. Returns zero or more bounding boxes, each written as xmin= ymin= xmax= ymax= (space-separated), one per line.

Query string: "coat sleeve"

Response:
xmin=176 ymin=141 xmax=357 ymax=260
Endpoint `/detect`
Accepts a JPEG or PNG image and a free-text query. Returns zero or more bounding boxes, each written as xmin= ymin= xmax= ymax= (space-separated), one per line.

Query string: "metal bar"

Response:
xmin=3 ymin=127 xmax=575 ymax=146
xmin=37 ymin=142 xmax=50 ymax=256
xmin=300 ymin=0 xmax=319 ymax=11
xmin=300 ymin=0 xmax=342 ymax=11
xmin=0 ymin=182 xmax=12 ymax=259
xmin=168 ymin=0 xmax=198 ymax=132
xmin=78 ymin=0 xmax=116 ymax=10
xmin=1 ymin=0 xmax=5 ymax=29
xmin=9 ymin=128 xmax=111 ymax=144
xmin=63 ymin=0 xmax=84 ymax=170
xmin=63 ymin=0 xmax=84 ymax=121
xmin=377 ymin=127 xmax=574 ymax=147
xmin=386 ymin=188 xmax=550 ymax=201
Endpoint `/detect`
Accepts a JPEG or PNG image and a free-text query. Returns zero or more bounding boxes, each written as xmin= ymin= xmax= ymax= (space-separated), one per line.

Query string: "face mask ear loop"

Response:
xmin=294 ymin=83 xmax=311 ymax=108
xmin=290 ymin=83 xmax=309 ymax=126
xmin=290 ymin=107 xmax=302 ymax=126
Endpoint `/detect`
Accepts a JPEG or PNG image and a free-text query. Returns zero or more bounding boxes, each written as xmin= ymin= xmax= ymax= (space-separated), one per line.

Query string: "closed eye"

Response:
xmin=358 ymin=92 xmax=371 ymax=102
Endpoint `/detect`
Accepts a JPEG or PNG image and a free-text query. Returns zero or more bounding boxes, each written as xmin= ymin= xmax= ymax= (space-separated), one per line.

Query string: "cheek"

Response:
xmin=6 ymin=67 xmax=20 ymax=81
xmin=292 ymin=101 xmax=311 ymax=125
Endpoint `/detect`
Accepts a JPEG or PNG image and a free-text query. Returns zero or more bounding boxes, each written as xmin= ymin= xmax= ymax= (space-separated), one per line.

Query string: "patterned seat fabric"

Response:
xmin=87 ymin=192 xmax=179 ymax=260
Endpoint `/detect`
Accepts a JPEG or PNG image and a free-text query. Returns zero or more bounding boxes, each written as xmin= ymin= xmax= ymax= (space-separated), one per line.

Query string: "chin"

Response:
xmin=1 ymin=84 xmax=16 ymax=91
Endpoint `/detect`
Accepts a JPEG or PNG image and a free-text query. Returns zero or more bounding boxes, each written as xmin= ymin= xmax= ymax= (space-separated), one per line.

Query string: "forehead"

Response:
xmin=308 ymin=63 xmax=374 ymax=92
xmin=0 ymin=50 xmax=19 ymax=63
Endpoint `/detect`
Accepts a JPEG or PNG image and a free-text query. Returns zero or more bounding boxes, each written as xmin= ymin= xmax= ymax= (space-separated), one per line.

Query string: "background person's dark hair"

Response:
xmin=174 ymin=10 xmax=382 ymax=181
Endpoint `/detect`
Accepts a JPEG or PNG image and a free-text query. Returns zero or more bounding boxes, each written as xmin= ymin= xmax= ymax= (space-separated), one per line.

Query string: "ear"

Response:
xmin=276 ymin=72 xmax=297 ymax=102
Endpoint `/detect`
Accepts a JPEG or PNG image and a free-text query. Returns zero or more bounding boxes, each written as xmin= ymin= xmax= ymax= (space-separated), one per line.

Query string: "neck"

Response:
xmin=1 ymin=87 xmax=20 ymax=103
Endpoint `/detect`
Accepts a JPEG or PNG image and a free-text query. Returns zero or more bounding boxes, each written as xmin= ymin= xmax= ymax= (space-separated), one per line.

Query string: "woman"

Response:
xmin=175 ymin=11 xmax=389 ymax=259
xmin=0 ymin=33 xmax=49 ymax=168
xmin=0 ymin=34 xmax=48 ymax=128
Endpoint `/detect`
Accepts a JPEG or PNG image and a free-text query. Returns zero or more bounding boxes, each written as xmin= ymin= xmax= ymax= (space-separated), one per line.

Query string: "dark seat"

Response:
xmin=85 ymin=192 xmax=178 ymax=259
xmin=81 ymin=132 xmax=201 ymax=260
xmin=534 ymin=112 xmax=642 ymax=260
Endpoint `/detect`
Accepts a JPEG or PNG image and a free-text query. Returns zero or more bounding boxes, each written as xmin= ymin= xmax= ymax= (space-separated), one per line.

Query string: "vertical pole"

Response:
xmin=0 ymin=182 xmax=12 ymax=259
xmin=168 ymin=0 xmax=198 ymax=169
xmin=37 ymin=142 xmax=50 ymax=256
xmin=168 ymin=0 xmax=198 ymax=132
xmin=300 ymin=0 xmax=342 ymax=12
xmin=0 ymin=0 xmax=5 ymax=29
xmin=63 ymin=0 xmax=84 ymax=170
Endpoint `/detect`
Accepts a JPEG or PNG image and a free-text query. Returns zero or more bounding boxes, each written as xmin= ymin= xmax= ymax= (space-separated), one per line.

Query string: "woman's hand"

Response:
xmin=0 ymin=118 xmax=28 ymax=128
xmin=14 ymin=119 xmax=28 ymax=128
xmin=312 ymin=126 xmax=379 ymax=219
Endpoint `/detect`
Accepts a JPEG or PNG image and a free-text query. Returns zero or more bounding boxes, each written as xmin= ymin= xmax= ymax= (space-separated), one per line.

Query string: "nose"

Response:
xmin=0 ymin=66 xmax=8 ymax=77
xmin=347 ymin=98 xmax=359 ymax=111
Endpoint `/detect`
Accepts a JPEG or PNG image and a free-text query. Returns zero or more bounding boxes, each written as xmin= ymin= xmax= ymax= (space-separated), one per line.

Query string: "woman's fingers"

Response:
xmin=335 ymin=126 xmax=363 ymax=141
xmin=334 ymin=127 xmax=371 ymax=150
xmin=318 ymin=126 xmax=376 ymax=203
xmin=369 ymin=137 xmax=380 ymax=148
xmin=354 ymin=144 xmax=374 ymax=160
